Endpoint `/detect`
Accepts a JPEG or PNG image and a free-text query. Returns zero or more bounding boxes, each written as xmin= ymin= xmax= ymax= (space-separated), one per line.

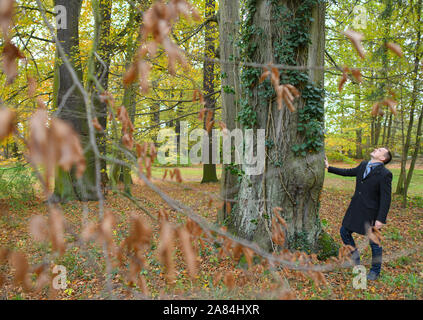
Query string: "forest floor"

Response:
xmin=1 ymin=163 xmax=423 ymax=300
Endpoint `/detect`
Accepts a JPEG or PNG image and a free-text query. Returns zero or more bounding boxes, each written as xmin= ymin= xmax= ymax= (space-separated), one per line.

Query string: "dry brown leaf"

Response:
xmin=225 ymin=201 xmax=231 ymax=215
xmin=0 ymin=106 xmax=16 ymax=140
xmin=92 ymin=117 xmax=103 ymax=131
xmin=28 ymin=110 xmax=86 ymax=185
xmin=49 ymin=207 xmax=65 ymax=255
xmin=193 ymin=89 xmax=205 ymax=105
xmin=99 ymin=91 xmax=116 ymax=109
xmin=381 ymin=98 xmax=398 ymax=115
xmin=259 ymin=68 xmax=271 ymax=83
xmin=157 ymin=221 xmax=175 ymax=283
xmin=123 ymin=63 xmax=138 ymax=87
xmin=368 ymin=227 xmax=382 ymax=246
xmin=0 ymin=247 xmax=9 ymax=264
xmin=276 ymin=85 xmax=284 ymax=110
xmin=149 ymin=142 xmax=157 ymax=162
xmin=33 ymin=270 xmax=50 ymax=293
xmin=27 ymin=75 xmax=37 ymax=97
xmin=9 ymin=251 xmax=30 ymax=291
xmin=0 ymin=272 xmax=4 ymax=287
xmin=0 ymin=0 xmax=14 ymax=36
xmin=205 ymin=109 xmax=214 ymax=133
xmin=174 ymin=168 xmax=183 ymax=183
xmin=351 ymin=68 xmax=362 ymax=83
xmin=198 ymin=108 xmax=207 ymax=121
xmin=386 ymin=42 xmax=403 ymax=57
xmin=278 ymin=290 xmax=296 ymax=300
xmin=242 ymin=247 xmax=254 ymax=268
xmin=232 ymin=243 xmax=243 ymax=262
xmin=50 ymin=118 xmax=86 ymax=178
xmin=338 ymin=67 xmax=349 ymax=92
xmin=29 ymin=215 xmax=48 ymax=242
xmin=127 ymin=213 xmax=152 ymax=251
xmin=285 ymin=84 xmax=300 ymax=98
xmin=270 ymin=67 xmax=280 ymax=87
xmin=137 ymin=274 xmax=149 ymax=295
xmin=145 ymin=156 xmax=152 ymax=180
xmin=2 ymin=40 xmax=25 ymax=84
xmin=342 ymin=29 xmax=366 ymax=59
xmin=177 ymin=227 xmax=198 ymax=279
xmin=281 ymin=87 xmax=296 ymax=112
xmin=371 ymin=102 xmax=380 ymax=117
xmin=223 ymin=272 xmax=235 ymax=289
xmin=98 ymin=210 xmax=116 ymax=246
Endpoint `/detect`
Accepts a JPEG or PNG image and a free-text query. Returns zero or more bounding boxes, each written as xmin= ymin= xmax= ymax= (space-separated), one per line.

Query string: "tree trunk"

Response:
xmin=356 ymin=128 xmax=363 ymax=159
xmin=218 ymin=0 xmax=241 ymax=224
xmin=396 ymin=0 xmax=421 ymax=202
xmin=201 ymin=0 xmax=218 ymax=183
xmin=231 ymin=0 xmax=326 ymax=253
xmin=90 ymin=0 xmax=112 ymax=192
xmin=405 ymin=104 xmax=423 ymax=196
xmin=53 ymin=0 xmax=98 ymax=201
xmin=110 ymin=5 xmax=140 ymax=194
xmin=355 ymin=88 xmax=363 ymax=159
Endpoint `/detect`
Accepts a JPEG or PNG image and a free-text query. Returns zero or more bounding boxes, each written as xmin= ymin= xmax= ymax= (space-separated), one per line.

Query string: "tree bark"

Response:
xmin=90 ymin=0 xmax=112 ymax=192
xmin=231 ymin=0 xmax=326 ymax=252
xmin=355 ymin=88 xmax=363 ymax=159
xmin=201 ymin=0 xmax=218 ymax=183
xmin=53 ymin=0 xmax=98 ymax=201
xmin=396 ymin=0 xmax=422 ymax=201
xmin=218 ymin=0 xmax=241 ymax=223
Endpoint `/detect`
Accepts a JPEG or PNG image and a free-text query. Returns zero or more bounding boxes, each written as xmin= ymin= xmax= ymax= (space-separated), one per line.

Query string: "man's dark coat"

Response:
xmin=328 ymin=161 xmax=393 ymax=235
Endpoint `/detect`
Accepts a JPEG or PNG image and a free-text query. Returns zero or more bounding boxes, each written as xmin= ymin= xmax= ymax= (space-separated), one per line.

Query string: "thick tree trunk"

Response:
xmin=231 ymin=0 xmax=326 ymax=253
xmin=53 ymin=0 xmax=98 ymax=201
xmin=201 ymin=0 xmax=218 ymax=183
xmin=218 ymin=0 xmax=241 ymax=223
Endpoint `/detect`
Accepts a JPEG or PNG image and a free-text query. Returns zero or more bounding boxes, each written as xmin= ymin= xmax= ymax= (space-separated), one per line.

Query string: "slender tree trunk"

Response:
xmin=90 ymin=0 xmax=112 ymax=192
xmin=218 ymin=0 xmax=241 ymax=223
xmin=110 ymin=5 xmax=140 ymax=194
xmin=386 ymin=113 xmax=393 ymax=148
xmin=356 ymin=129 xmax=363 ymax=159
xmin=405 ymin=104 xmax=423 ymax=195
xmin=396 ymin=0 xmax=421 ymax=203
xmin=202 ymin=0 xmax=218 ymax=183
xmin=355 ymin=88 xmax=363 ymax=159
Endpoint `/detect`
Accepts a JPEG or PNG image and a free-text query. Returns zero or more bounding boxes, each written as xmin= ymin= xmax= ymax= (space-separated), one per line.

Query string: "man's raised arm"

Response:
xmin=325 ymin=157 xmax=363 ymax=177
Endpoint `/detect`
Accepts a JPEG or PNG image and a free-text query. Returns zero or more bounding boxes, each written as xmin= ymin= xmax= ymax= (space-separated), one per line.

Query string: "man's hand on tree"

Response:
xmin=324 ymin=156 xmax=329 ymax=169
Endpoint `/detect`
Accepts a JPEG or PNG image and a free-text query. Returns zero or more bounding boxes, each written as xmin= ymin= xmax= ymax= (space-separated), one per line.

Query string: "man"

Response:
xmin=325 ymin=147 xmax=393 ymax=281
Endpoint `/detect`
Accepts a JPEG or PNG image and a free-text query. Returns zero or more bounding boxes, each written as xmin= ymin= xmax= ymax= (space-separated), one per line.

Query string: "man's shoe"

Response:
xmin=367 ymin=271 xmax=380 ymax=281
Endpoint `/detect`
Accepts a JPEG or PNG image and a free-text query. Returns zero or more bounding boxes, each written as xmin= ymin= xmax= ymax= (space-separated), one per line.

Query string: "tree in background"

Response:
xmin=201 ymin=0 xmax=218 ymax=183
xmin=218 ymin=0 xmax=241 ymax=224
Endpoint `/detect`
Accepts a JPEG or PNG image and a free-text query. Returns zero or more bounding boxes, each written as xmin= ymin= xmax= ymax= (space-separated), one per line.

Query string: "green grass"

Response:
xmin=325 ymin=168 xmax=423 ymax=196
xmin=151 ymin=165 xmax=223 ymax=181
xmin=151 ymin=164 xmax=423 ymax=197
